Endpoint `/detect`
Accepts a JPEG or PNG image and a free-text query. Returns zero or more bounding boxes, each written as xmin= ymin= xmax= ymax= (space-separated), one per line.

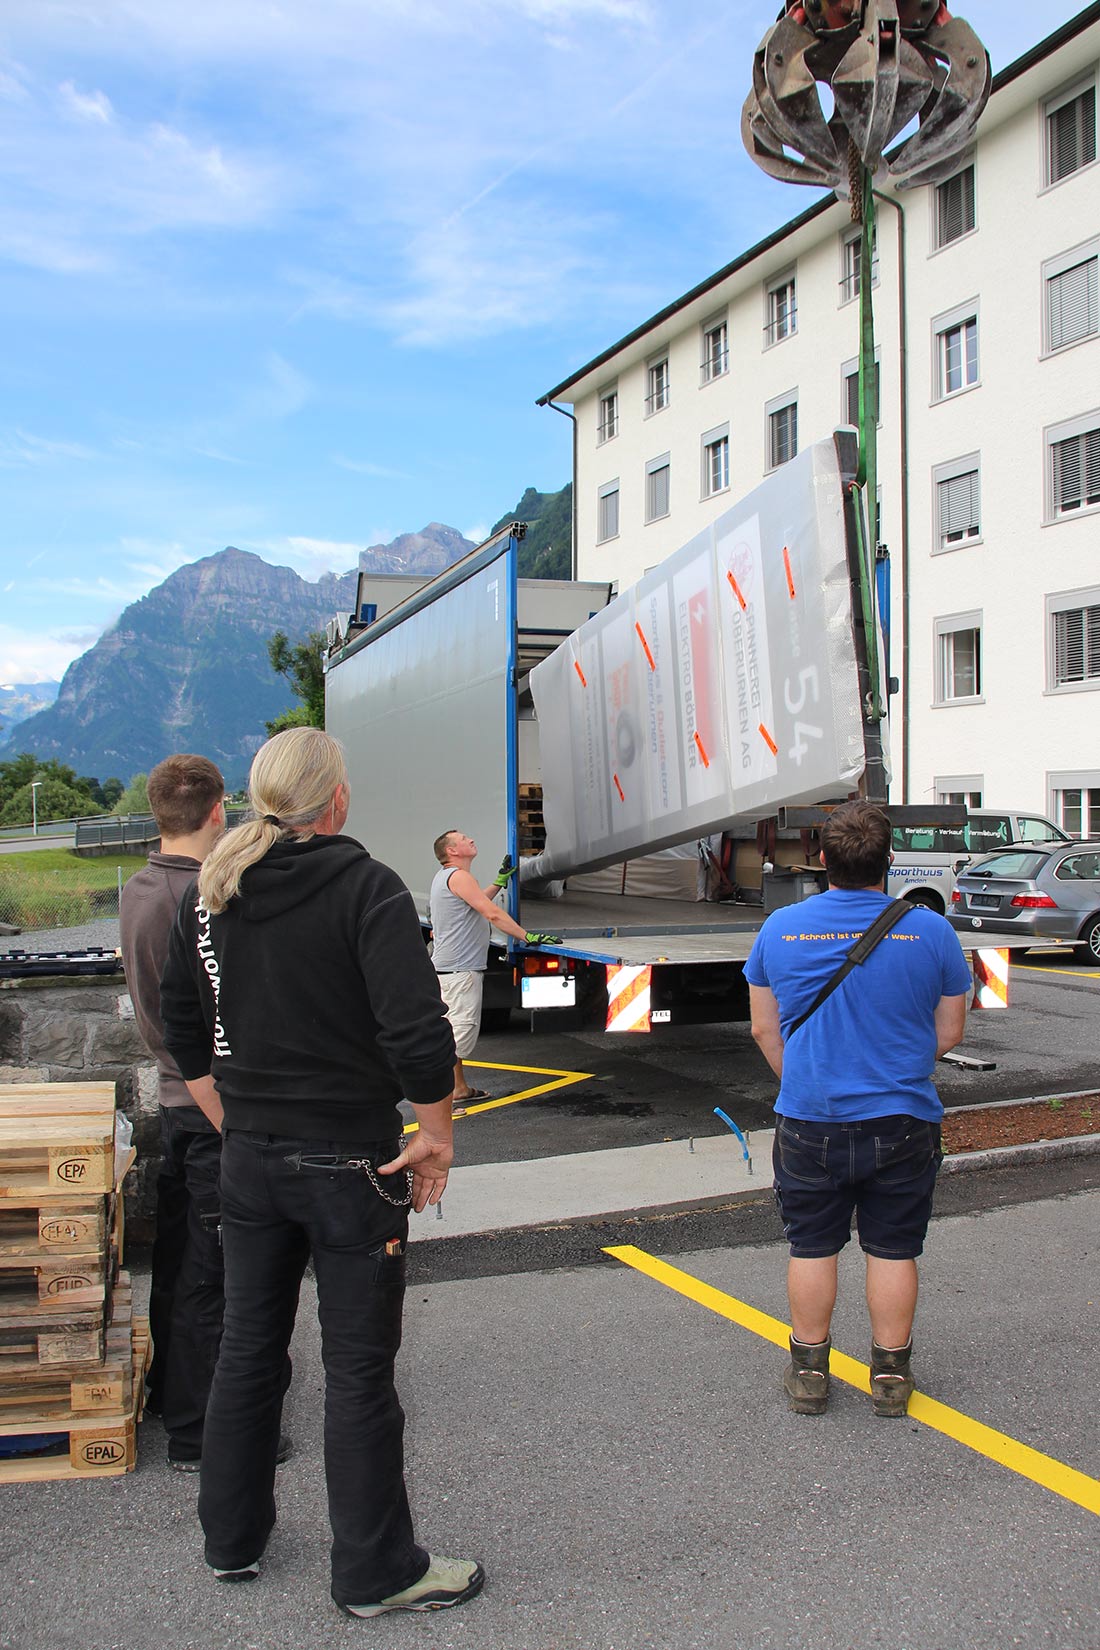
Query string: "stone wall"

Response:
xmin=0 ymin=973 xmax=160 ymax=1244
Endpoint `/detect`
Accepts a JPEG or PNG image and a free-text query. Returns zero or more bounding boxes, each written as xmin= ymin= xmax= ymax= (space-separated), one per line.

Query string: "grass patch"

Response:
xmin=0 ymin=850 xmax=149 ymax=930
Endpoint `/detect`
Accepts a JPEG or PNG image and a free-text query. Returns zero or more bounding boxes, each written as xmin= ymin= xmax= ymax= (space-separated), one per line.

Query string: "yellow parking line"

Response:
xmin=606 ymin=1244 xmax=1100 ymax=1519
xmin=1013 ymin=962 xmax=1100 ymax=982
xmin=403 ymin=1061 xmax=593 ymax=1133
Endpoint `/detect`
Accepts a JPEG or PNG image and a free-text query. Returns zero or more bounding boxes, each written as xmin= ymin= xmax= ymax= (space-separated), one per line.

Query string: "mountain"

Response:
xmin=0 ymin=682 xmax=59 ymax=739
xmin=1 ymin=525 xmax=476 ymax=786
xmin=493 ymin=485 xmax=572 ymax=581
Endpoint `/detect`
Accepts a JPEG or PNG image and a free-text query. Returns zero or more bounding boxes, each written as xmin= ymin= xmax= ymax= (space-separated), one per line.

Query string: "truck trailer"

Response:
xmin=324 ymin=430 xmax=893 ymax=1032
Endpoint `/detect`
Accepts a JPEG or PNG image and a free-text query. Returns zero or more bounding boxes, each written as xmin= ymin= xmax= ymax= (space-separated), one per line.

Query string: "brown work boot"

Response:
xmin=870 ymin=1339 xmax=914 ymax=1417
xmin=784 ymin=1335 xmax=831 ymax=1414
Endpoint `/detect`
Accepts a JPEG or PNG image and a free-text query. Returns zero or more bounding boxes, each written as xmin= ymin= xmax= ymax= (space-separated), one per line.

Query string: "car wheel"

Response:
xmin=1076 ymin=915 xmax=1100 ymax=967
xmin=904 ymin=890 xmax=945 ymax=916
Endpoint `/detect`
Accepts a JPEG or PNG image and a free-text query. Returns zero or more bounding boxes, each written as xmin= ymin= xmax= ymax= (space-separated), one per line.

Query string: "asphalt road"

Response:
xmin=439 ymin=949 xmax=1100 ymax=1168
xmin=2 ymin=1162 xmax=1097 ymax=1650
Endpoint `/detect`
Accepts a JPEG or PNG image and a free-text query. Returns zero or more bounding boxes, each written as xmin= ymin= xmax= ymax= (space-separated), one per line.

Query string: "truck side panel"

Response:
xmin=326 ymin=538 xmax=516 ymax=915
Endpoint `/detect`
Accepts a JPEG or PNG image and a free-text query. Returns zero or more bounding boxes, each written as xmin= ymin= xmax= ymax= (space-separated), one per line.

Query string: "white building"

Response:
xmin=538 ymin=6 xmax=1100 ymax=835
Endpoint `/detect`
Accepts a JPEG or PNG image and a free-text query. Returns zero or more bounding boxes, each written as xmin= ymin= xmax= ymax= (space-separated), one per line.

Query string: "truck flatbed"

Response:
xmin=516 ymin=891 xmax=766 ymax=966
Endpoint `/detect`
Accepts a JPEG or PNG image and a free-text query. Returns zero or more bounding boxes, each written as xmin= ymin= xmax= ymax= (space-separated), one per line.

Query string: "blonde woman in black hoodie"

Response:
xmin=161 ymin=726 xmax=484 ymax=1621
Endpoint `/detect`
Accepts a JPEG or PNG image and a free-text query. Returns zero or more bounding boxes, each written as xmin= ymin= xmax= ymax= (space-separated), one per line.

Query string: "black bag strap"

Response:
xmin=785 ymin=899 xmax=914 ymax=1038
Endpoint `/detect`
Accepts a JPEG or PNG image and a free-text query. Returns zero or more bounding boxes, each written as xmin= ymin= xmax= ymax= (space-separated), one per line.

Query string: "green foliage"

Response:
xmin=0 ymin=754 xmax=109 ymax=821
xmin=112 ymin=773 xmax=150 ymax=816
xmin=267 ymin=630 xmax=326 ymax=734
xmin=492 ymin=484 xmax=572 ymax=581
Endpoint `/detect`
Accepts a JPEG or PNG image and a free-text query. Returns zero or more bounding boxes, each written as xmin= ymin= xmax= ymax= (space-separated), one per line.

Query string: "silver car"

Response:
xmin=949 ymin=841 xmax=1100 ymax=964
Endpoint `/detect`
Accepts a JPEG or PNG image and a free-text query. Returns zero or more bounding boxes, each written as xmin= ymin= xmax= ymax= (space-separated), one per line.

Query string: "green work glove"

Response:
xmin=525 ymin=931 xmax=563 ymax=946
xmin=494 ymin=854 xmax=516 ymax=888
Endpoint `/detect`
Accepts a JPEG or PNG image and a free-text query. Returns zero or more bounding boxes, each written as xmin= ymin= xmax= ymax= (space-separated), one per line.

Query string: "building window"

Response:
xmin=839 ymin=225 xmax=878 ymax=304
xmin=934 ymin=455 xmax=981 ymax=550
xmin=1044 ymin=77 xmax=1097 ymax=187
xmin=842 ymin=353 xmax=881 ymax=427
xmin=701 ymin=424 xmax=730 ymax=498
xmin=936 ymin=778 xmax=984 ymax=808
xmin=1047 ymin=413 xmax=1100 ymax=519
xmin=933 ymin=162 xmax=976 ymax=250
xmin=597 ymin=386 xmax=618 ymax=444
xmin=766 ymin=394 xmax=797 ymax=470
xmin=1043 ymin=241 xmax=1099 ymax=354
xmin=700 ymin=314 xmax=728 ymax=384
xmin=764 ymin=271 xmax=796 ymax=346
xmin=935 ymin=613 xmax=982 ymax=704
xmin=645 ymin=453 xmax=670 ymax=524
xmin=1051 ymin=775 xmax=1100 ymax=837
xmin=933 ymin=304 xmax=979 ymax=400
xmin=1048 ymin=589 xmax=1100 ymax=690
xmin=646 ymin=356 xmax=669 ymax=415
xmin=597 ymin=479 xmax=619 ymax=543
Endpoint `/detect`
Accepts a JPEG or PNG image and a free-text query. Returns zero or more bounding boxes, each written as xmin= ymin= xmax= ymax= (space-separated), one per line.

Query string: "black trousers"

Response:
xmin=198 ymin=1129 xmax=428 ymax=1607
xmin=147 ymin=1104 xmax=225 ymax=1452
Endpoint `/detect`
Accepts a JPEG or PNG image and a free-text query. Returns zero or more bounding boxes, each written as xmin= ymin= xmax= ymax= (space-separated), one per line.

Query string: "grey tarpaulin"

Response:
xmin=527 ymin=436 xmax=870 ymax=883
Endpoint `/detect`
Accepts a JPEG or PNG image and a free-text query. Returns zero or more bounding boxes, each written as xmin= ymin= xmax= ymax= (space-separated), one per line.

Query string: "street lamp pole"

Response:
xmin=30 ymin=780 xmax=42 ymax=837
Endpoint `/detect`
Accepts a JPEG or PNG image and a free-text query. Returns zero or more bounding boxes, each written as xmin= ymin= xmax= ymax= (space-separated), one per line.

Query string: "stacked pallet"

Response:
xmin=518 ymin=782 xmax=546 ymax=858
xmin=0 ymin=1082 xmax=148 ymax=1482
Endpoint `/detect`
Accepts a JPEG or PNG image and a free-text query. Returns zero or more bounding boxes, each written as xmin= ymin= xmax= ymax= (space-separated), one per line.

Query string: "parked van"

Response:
xmin=887 ymin=810 xmax=1069 ymax=914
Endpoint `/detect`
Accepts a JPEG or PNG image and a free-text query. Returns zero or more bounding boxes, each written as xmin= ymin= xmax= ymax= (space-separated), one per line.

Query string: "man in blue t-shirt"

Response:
xmin=745 ymin=800 xmax=971 ymax=1418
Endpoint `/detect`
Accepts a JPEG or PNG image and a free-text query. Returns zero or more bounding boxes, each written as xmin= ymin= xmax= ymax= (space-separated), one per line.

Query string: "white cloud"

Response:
xmin=0 ymin=430 xmax=99 ymax=468
xmin=463 ymin=522 xmax=490 ymax=545
xmin=331 ymin=454 xmax=413 ymax=482
xmin=58 ymin=81 xmax=113 ymax=124
xmin=252 ymin=536 xmax=362 ymax=575
xmin=0 ymin=625 xmax=95 ymax=683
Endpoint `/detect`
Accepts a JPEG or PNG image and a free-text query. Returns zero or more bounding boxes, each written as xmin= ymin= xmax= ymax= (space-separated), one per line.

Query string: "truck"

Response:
xmin=324 ymin=430 xmax=933 ymax=1033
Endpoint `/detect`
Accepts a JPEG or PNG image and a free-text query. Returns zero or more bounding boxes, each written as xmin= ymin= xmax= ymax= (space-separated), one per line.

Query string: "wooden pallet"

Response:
xmin=0 ymin=1116 xmax=115 ymax=1199
xmin=0 ymin=1313 xmax=137 ymax=1424
xmin=0 ymin=1274 xmax=131 ymax=1373
xmin=0 ymin=1197 xmax=110 ymax=1260
xmin=0 ymin=1082 xmax=117 ymax=1117
xmin=0 ymin=1254 xmax=110 ymax=1313
xmin=0 ymin=1313 xmax=149 ymax=1482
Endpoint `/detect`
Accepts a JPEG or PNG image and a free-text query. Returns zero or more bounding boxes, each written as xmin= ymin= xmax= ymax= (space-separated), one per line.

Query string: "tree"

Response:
xmin=0 ymin=755 xmax=107 ymax=818
xmin=266 ymin=630 xmax=325 ymax=736
xmin=0 ymin=775 xmax=105 ymax=828
xmin=112 ymin=774 xmax=150 ymax=816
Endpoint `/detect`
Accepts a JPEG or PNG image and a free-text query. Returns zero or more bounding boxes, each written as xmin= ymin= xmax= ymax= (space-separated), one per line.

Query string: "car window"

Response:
xmin=1016 ymin=815 xmax=1069 ymax=843
xmin=1054 ymin=853 xmax=1100 ymax=881
xmin=967 ymin=850 xmax=1047 ymax=879
xmin=966 ymin=815 xmax=1010 ymax=854
xmin=891 ymin=825 xmax=967 ymax=853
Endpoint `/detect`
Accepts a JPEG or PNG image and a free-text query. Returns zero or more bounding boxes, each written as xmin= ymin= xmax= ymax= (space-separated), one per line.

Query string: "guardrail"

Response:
xmin=74 ymin=816 xmax=160 ymax=851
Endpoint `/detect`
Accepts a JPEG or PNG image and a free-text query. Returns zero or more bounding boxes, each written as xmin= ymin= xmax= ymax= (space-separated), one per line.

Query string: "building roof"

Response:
xmin=537 ymin=2 xmax=1100 ymax=407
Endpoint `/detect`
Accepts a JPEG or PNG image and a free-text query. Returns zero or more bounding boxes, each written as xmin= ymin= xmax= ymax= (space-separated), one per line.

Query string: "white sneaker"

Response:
xmin=340 ymin=1555 xmax=485 ymax=1618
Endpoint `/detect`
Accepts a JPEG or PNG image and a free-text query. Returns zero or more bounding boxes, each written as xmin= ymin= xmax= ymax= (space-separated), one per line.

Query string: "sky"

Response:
xmin=0 ymin=0 xmax=1090 ymax=684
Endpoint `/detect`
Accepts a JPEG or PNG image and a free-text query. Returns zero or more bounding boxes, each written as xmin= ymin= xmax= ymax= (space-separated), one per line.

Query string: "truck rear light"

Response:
xmin=521 ymin=955 xmax=564 ymax=975
xmin=951 ymin=890 xmax=961 ymax=903
xmin=1010 ymin=894 xmax=1057 ymax=908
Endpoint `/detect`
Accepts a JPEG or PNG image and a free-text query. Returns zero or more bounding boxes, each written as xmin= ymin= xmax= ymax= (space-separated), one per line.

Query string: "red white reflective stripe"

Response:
xmin=606 ymin=964 xmax=652 ymax=1033
xmin=971 ymin=948 xmax=1009 ymax=1009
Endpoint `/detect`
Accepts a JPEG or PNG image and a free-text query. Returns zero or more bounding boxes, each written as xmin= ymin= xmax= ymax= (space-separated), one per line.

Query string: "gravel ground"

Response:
xmin=0 ymin=916 xmax=121 ymax=954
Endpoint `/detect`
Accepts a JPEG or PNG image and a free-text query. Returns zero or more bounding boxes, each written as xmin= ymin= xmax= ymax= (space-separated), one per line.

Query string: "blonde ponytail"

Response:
xmin=199 ymin=727 xmax=348 ymax=913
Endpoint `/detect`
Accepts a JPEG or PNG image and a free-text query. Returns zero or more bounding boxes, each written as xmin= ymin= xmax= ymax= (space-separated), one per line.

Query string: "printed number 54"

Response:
xmin=785 ymin=667 xmax=823 ymax=765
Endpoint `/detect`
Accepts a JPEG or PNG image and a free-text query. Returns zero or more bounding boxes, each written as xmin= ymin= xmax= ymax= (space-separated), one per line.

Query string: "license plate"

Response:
xmin=969 ymin=894 xmax=1000 ymax=909
xmin=520 ymin=975 xmax=576 ymax=1009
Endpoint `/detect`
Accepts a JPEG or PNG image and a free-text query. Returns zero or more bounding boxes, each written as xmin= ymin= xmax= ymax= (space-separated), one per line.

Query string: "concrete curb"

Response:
xmin=940 ymin=1130 xmax=1100 ymax=1174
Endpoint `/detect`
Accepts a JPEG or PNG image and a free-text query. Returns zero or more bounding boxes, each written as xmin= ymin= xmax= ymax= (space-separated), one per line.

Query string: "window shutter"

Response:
xmin=937 ymin=166 xmax=975 ymax=245
xmin=1052 ymin=432 xmax=1100 ymax=511
xmin=938 ymin=470 xmax=980 ymax=539
xmin=1088 ymin=429 xmax=1100 ymax=504
xmin=1049 ymin=88 xmax=1097 ymax=183
xmin=1048 ymin=257 xmax=1099 ymax=349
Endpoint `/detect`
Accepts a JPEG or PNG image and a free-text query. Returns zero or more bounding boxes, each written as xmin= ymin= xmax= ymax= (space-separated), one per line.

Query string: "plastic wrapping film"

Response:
xmin=528 ymin=436 xmax=867 ymax=882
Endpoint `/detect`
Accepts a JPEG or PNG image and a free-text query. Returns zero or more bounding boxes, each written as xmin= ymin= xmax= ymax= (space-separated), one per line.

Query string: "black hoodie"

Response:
xmin=160 ymin=835 xmax=455 ymax=1141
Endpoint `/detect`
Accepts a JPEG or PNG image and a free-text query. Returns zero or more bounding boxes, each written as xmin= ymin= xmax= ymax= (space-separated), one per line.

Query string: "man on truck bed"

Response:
xmin=429 ymin=830 xmax=560 ymax=1105
xmin=745 ymin=801 xmax=970 ymax=1419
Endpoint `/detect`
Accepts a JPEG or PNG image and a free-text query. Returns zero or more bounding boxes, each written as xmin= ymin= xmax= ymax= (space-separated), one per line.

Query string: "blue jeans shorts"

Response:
xmin=772 ymin=1113 xmax=942 ymax=1260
